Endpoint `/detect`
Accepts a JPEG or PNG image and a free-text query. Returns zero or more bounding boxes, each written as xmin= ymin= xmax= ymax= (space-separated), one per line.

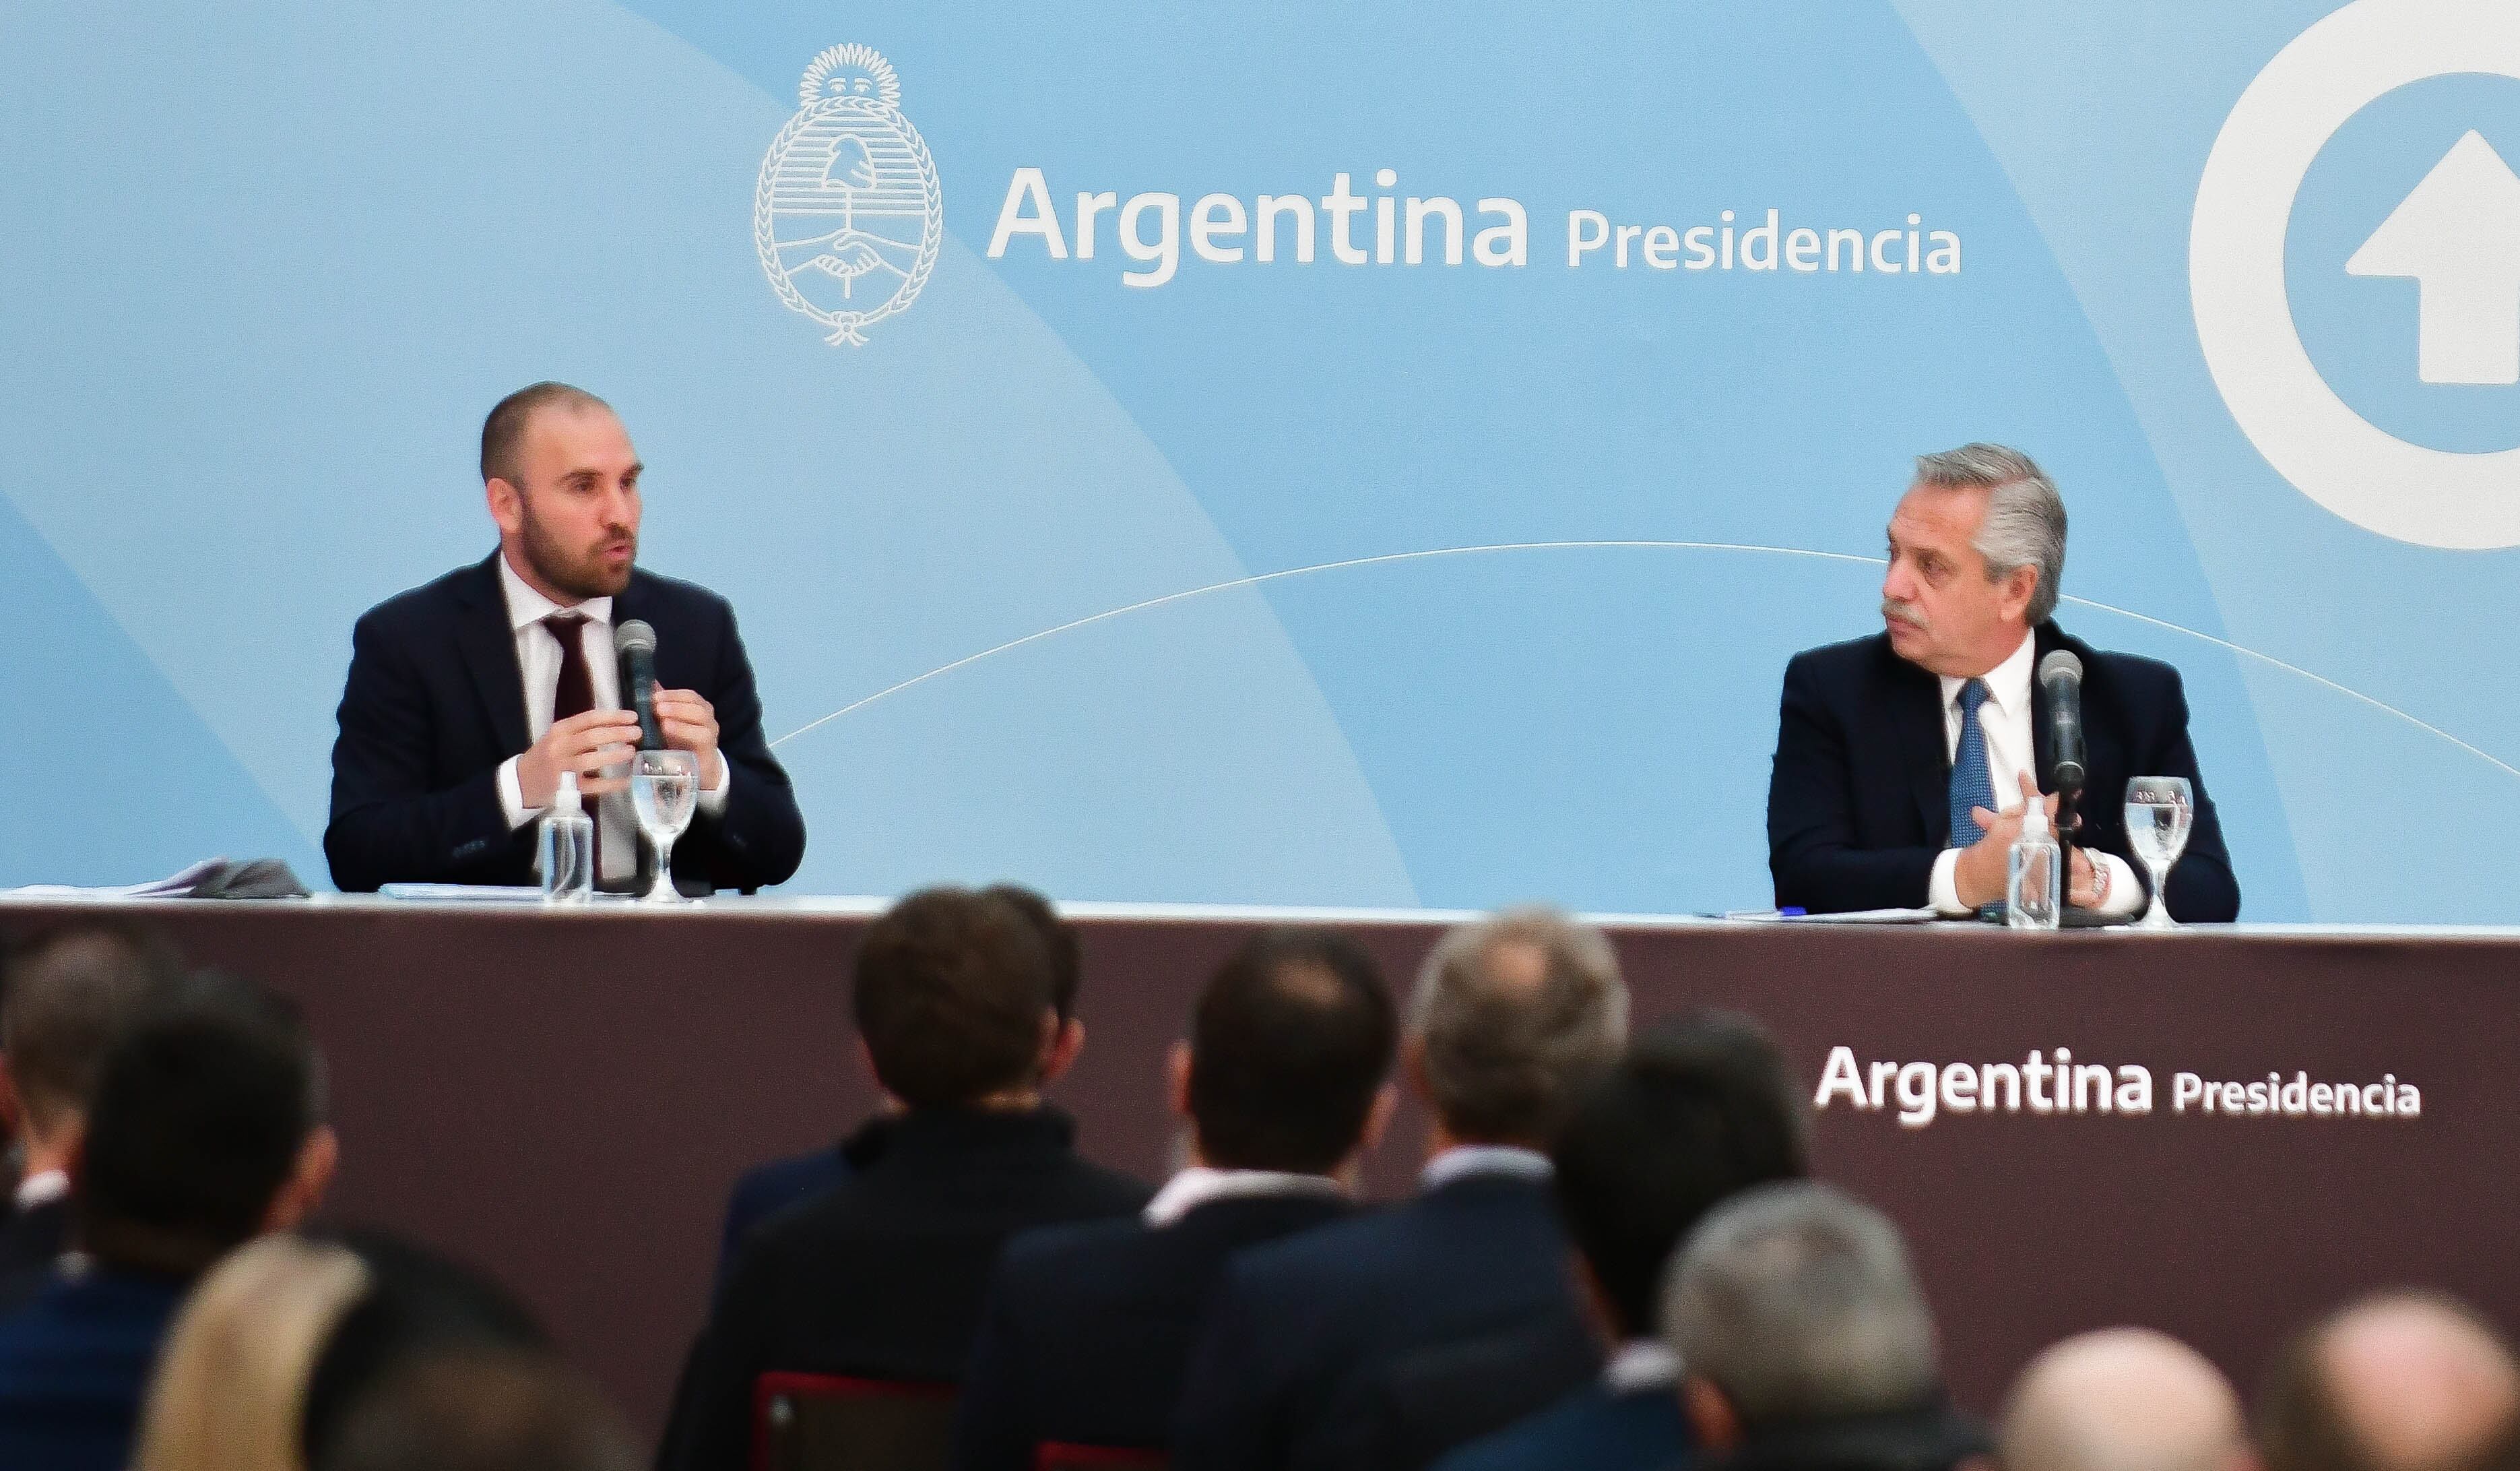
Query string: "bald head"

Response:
xmin=2261 ymin=1294 xmax=2520 ymax=1471
xmin=2003 ymin=1330 xmax=2249 ymax=1471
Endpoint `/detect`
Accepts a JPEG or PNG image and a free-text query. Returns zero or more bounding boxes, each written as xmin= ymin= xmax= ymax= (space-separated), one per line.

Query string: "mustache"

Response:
xmin=1881 ymin=598 xmax=1927 ymax=630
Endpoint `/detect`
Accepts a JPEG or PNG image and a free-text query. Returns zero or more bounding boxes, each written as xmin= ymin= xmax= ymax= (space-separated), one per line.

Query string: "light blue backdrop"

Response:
xmin=3 ymin=1 xmax=2511 ymax=920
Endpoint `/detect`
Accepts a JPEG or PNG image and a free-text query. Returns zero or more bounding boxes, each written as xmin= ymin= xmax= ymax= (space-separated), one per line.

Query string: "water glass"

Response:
xmin=630 ymin=749 xmax=701 ymax=903
xmin=2123 ymin=776 xmax=2194 ymax=929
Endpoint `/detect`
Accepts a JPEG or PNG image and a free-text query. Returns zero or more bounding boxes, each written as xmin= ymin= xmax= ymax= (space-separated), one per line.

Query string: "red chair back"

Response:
xmin=1033 ymin=1445 xmax=1167 ymax=1471
xmin=753 ymin=1373 xmax=959 ymax=1471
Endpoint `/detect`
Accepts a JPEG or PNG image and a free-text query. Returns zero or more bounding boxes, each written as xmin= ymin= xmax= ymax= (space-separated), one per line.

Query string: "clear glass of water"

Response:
xmin=630 ymin=749 xmax=701 ymax=903
xmin=2123 ymin=776 xmax=2194 ymax=929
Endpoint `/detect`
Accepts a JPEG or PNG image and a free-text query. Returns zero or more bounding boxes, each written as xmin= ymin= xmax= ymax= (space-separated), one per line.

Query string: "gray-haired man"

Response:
xmin=1766 ymin=443 xmax=2239 ymax=920
xmin=1662 ymin=1182 xmax=1986 ymax=1471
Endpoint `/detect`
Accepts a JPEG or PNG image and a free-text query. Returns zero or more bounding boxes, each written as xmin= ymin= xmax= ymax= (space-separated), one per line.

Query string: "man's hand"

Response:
xmin=653 ymin=687 xmax=726 ymax=790
xmin=517 ymin=709 xmax=641 ymax=809
xmin=1953 ymin=771 xmax=2063 ymax=909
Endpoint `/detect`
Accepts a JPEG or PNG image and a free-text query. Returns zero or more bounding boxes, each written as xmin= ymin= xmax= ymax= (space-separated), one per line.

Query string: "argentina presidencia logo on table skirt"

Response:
xmin=755 ymin=45 xmax=944 ymax=346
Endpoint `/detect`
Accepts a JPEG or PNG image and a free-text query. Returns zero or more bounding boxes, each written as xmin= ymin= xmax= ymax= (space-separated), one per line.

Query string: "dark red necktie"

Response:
xmin=543 ymin=613 xmax=602 ymax=872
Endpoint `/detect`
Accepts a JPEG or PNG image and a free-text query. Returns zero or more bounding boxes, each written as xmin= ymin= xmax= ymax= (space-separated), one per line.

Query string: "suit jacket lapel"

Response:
xmin=1881 ymin=640 xmax=1951 ymax=847
xmin=456 ymin=553 xmax=531 ymax=757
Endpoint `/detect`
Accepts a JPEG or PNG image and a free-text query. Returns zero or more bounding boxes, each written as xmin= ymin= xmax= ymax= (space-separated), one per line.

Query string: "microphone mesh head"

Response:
xmin=2037 ymin=649 xmax=2082 ymax=685
xmin=614 ymin=619 xmax=657 ymax=656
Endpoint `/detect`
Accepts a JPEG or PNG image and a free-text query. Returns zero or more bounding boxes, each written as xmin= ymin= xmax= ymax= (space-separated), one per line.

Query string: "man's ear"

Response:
xmin=1361 ymin=1084 xmax=1399 ymax=1154
xmin=1038 ymin=1018 xmax=1089 ymax=1088
xmin=2001 ymin=565 xmax=2040 ymax=623
xmin=1400 ymin=1037 xmax=1431 ymax=1106
xmin=263 ymin=1125 xmax=340 ymax=1233
xmin=1167 ymin=1042 xmax=1194 ymax=1123
xmin=0 ymin=1056 xmax=21 ymax=1138
xmin=1682 ymin=1375 xmax=1742 ymax=1452
xmin=486 ymin=477 xmax=525 ymax=538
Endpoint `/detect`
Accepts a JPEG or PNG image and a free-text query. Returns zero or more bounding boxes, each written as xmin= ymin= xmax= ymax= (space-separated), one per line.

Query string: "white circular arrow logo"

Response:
xmin=2192 ymin=0 xmax=2520 ymax=550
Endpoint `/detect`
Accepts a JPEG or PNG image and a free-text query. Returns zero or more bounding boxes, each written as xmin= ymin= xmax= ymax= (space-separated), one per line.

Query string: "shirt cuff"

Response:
xmin=697 ymin=755 xmax=732 ymax=815
xmin=1927 ymin=848 xmax=1970 ymax=916
xmin=497 ymin=755 xmax=538 ymax=831
xmin=2094 ymin=852 xmax=2145 ymax=916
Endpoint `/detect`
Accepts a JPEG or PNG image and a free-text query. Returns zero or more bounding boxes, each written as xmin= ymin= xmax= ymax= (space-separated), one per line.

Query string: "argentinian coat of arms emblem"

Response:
xmin=755 ymin=45 xmax=943 ymax=346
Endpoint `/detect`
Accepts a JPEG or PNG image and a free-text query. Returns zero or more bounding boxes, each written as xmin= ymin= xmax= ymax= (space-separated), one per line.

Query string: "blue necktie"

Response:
xmin=1947 ymin=678 xmax=1996 ymax=847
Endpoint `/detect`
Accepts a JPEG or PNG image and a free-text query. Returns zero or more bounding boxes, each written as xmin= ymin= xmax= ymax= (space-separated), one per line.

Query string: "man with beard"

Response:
xmin=325 ymin=383 xmax=806 ymax=894
xmin=1765 ymin=443 xmax=2236 ymax=920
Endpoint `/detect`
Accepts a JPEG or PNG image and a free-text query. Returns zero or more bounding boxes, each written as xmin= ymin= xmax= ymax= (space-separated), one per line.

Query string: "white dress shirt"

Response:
xmin=13 ymin=1168 xmax=67 ymax=1212
xmin=1602 ymin=1338 xmax=1681 ymax=1394
xmin=1141 ymin=1166 xmax=1349 ymax=1228
xmin=492 ymin=555 xmax=728 ymax=882
xmin=1925 ymin=630 xmax=2140 ymax=916
xmin=1419 ymin=1144 xmax=1553 ymax=1191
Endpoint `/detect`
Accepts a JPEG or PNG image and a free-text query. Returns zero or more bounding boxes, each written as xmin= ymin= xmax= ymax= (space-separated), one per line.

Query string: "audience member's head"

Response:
xmin=1407 ymin=907 xmax=1627 ymax=1151
xmin=980 ymin=883 xmax=1087 ymax=1082
xmin=75 ymin=972 xmax=337 ymax=1277
xmin=1173 ymin=927 xmax=1398 ymax=1178
xmin=1551 ymin=1011 xmax=1808 ymax=1345
xmin=853 ymin=887 xmax=1063 ymax=1111
xmin=315 ymin=1349 xmax=641 ymax=1471
xmin=2002 ymin=1329 xmax=2253 ymax=1471
xmin=2257 ymin=1292 xmax=2520 ymax=1471
xmin=0 ymin=922 xmax=185 ymax=1172
xmin=300 ymin=1232 xmax=551 ymax=1470
xmin=1665 ymin=1182 xmax=1941 ymax=1447
xmin=131 ymin=1234 xmax=372 ymax=1471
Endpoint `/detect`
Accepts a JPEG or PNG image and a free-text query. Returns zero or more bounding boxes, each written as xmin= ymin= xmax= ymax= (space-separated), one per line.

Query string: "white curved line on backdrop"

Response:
xmin=768 ymin=540 xmax=2520 ymax=784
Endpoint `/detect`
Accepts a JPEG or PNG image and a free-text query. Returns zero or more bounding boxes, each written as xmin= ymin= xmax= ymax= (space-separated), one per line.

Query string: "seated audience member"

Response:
xmin=2000 ymin=1329 xmax=2253 ymax=1471
xmin=2257 ymin=1292 xmax=2519 ymax=1471
xmin=0 ymin=923 xmax=186 ymax=1279
xmin=1171 ymin=906 xmax=1629 ymax=1471
xmin=1664 ymin=1182 xmax=1986 ymax=1471
xmin=317 ymin=1350 xmax=642 ymax=1471
xmin=1427 ymin=1011 xmax=1810 ymax=1471
xmin=135 ymin=1226 xmax=562 ymax=1471
xmin=953 ymin=927 xmax=1400 ymax=1471
xmin=711 ymin=885 xmax=1087 ymax=1296
xmin=660 ymin=887 xmax=1151 ymax=1471
xmin=131 ymin=1234 xmax=373 ymax=1471
xmin=0 ymin=974 xmax=338 ymax=1471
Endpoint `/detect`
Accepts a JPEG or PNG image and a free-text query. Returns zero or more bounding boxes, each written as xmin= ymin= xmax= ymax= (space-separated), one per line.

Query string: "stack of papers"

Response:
xmin=4 ymin=858 xmax=232 ymax=900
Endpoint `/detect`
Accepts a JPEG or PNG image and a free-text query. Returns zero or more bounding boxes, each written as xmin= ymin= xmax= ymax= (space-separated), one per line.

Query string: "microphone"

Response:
xmin=615 ymin=620 xmax=665 ymax=751
xmin=2038 ymin=649 xmax=2086 ymax=802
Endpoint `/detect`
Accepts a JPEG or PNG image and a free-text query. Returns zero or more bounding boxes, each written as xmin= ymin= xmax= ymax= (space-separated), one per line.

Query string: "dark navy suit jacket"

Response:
xmin=1767 ymin=623 xmax=2240 ymax=920
xmin=951 ymin=1190 xmax=1354 ymax=1471
xmin=325 ymin=553 xmax=806 ymax=893
xmin=1429 ymin=1379 xmax=1691 ymax=1471
xmin=1171 ymin=1170 xmax=1598 ymax=1471
xmin=0 ymin=1267 xmax=191 ymax=1471
xmin=711 ymin=1144 xmax=852 ymax=1299
xmin=657 ymin=1108 xmax=1150 ymax=1471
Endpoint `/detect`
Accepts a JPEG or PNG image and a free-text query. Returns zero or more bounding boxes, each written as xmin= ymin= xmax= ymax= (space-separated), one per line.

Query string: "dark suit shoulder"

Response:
xmin=1784 ymin=632 xmax=1897 ymax=678
xmin=353 ymin=559 xmax=494 ymax=639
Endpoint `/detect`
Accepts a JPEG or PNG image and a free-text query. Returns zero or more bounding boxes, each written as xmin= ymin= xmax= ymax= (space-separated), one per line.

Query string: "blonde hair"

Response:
xmin=132 ymin=1236 xmax=372 ymax=1471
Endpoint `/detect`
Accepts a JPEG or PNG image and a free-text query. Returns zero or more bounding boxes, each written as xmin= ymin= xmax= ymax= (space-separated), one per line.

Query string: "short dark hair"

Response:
xmin=1 ymin=922 xmax=185 ymax=1131
xmin=980 ymin=884 xmax=1081 ymax=1022
xmin=480 ymin=383 xmax=612 ymax=487
xmin=1552 ymin=1011 xmax=1809 ymax=1338
xmin=1189 ymin=928 xmax=1397 ymax=1175
xmin=76 ymin=972 xmax=324 ymax=1275
xmin=304 ymin=1232 xmax=551 ymax=1470
xmin=851 ymin=888 xmax=1056 ymax=1110
xmin=315 ymin=1350 xmax=641 ymax=1471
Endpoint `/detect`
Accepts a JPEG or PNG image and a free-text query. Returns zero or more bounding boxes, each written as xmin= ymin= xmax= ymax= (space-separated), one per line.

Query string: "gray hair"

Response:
xmin=1662 ymin=1182 xmax=1941 ymax=1426
xmin=1409 ymin=906 xmax=1628 ymax=1144
xmin=1914 ymin=443 xmax=2067 ymax=626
